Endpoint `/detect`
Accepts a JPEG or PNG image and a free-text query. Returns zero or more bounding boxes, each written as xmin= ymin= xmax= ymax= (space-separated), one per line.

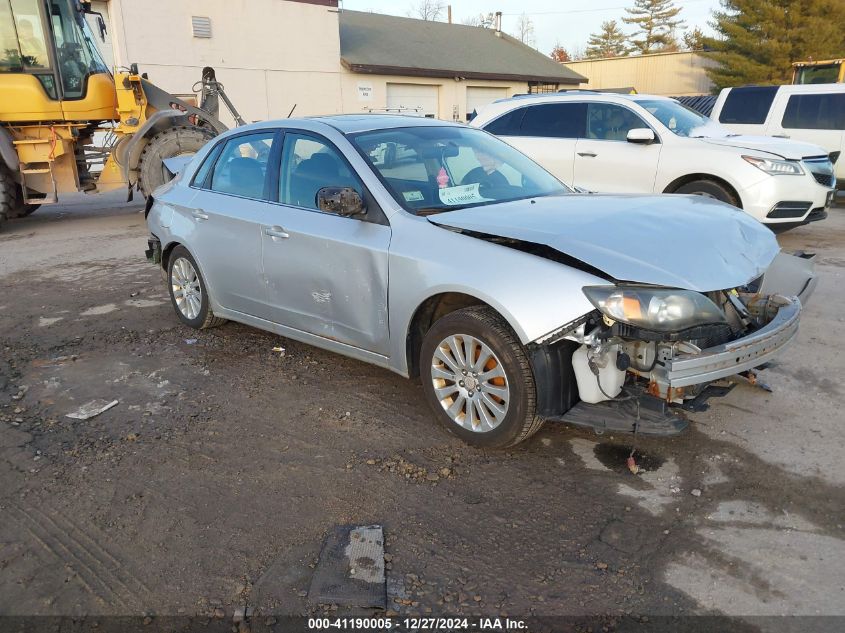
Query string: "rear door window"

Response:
xmin=782 ymin=93 xmax=845 ymax=130
xmin=718 ymin=86 xmax=778 ymax=124
xmin=519 ymin=103 xmax=587 ymax=138
xmin=208 ymin=132 xmax=276 ymax=200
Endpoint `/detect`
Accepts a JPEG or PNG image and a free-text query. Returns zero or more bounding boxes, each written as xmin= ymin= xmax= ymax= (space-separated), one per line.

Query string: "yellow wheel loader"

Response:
xmin=0 ymin=0 xmax=242 ymax=228
xmin=792 ymin=59 xmax=844 ymax=84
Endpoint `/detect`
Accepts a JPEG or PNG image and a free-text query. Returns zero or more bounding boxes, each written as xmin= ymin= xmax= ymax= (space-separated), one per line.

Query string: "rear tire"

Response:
xmin=167 ymin=245 xmax=227 ymax=330
xmin=674 ymin=179 xmax=738 ymax=206
xmin=138 ymin=126 xmax=216 ymax=197
xmin=420 ymin=306 xmax=543 ymax=448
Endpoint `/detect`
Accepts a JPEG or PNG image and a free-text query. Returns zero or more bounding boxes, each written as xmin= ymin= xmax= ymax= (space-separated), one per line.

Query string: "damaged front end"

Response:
xmin=538 ymin=252 xmax=816 ymax=436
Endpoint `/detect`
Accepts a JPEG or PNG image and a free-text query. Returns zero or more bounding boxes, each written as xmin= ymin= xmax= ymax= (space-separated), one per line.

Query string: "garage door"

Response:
xmin=466 ymin=87 xmax=508 ymax=120
xmin=386 ymin=83 xmax=439 ymax=118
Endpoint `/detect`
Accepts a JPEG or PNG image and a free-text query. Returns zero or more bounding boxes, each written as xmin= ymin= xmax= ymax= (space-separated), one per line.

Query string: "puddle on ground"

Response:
xmin=594 ymin=443 xmax=666 ymax=474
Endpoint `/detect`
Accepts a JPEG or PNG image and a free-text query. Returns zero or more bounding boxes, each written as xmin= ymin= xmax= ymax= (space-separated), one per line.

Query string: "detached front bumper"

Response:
xmin=653 ymin=295 xmax=801 ymax=393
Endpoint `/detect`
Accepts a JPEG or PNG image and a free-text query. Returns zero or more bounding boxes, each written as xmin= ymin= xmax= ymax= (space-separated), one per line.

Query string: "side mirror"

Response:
xmin=317 ymin=187 xmax=366 ymax=217
xmin=627 ymin=128 xmax=655 ymax=144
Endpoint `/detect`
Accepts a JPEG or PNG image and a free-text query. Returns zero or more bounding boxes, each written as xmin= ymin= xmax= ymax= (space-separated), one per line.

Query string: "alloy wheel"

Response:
xmin=430 ymin=334 xmax=510 ymax=432
xmin=171 ymin=257 xmax=202 ymax=320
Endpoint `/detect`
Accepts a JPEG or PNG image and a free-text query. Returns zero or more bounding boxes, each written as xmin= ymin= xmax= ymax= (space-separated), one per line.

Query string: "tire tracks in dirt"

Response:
xmin=5 ymin=499 xmax=153 ymax=611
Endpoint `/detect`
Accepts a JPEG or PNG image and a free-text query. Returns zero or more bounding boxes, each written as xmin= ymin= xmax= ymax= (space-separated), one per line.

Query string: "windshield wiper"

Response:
xmin=416 ymin=205 xmax=466 ymax=216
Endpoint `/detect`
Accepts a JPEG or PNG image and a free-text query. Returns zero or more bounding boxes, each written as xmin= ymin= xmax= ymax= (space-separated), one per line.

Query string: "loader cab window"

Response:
xmin=48 ymin=0 xmax=109 ymax=98
xmin=1 ymin=0 xmax=51 ymax=71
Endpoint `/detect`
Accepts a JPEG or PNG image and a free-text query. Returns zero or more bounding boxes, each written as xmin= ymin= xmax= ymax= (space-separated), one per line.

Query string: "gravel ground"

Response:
xmin=0 ymin=193 xmax=843 ymax=630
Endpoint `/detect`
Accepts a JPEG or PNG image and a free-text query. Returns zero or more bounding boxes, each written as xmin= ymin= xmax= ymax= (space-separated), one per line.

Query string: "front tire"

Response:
xmin=0 ymin=164 xmax=40 ymax=225
xmin=674 ymin=179 xmax=738 ymax=206
xmin=420 ymin=306 xmax=543 ymax=448
xmin=0 ymin=163 xmax=17 ymax=228
xmin=167 ymin=246 xmax=226 ymax=330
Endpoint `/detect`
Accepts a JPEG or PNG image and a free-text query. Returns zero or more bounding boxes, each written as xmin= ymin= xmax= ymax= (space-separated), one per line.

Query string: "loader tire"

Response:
xmin=7 ymin=184 xmax=39 ymax=218
xmin=0 ymin=163 xmax=17 ymax=229
xmin=137 ymin=125 xmax=216 ymax=197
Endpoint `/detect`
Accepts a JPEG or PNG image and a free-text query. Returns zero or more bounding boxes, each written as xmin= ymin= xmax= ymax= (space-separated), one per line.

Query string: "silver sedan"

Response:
xmin=145 ymin=115 xmax=815 ymax=448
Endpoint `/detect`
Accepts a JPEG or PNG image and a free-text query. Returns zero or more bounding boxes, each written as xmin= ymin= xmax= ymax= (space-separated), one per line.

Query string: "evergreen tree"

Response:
xmin=623 ymin=0 xmax=685 ymax=54
xmin=586 ymin=20 xmax=629 ymax=58
xmin=704 ymin=0 xmax=845 ymax=90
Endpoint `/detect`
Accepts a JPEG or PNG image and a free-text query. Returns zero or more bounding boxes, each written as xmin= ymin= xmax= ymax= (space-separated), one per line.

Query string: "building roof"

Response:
xmin=339 ymin=11 xmax=586 ymax=85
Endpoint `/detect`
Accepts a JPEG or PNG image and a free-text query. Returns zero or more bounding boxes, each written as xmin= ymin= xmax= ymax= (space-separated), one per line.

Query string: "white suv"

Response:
xmin=710 ymin=84 xmax=844 ymax=189
xmin=471 ymin=92 xmax=836 ymax=229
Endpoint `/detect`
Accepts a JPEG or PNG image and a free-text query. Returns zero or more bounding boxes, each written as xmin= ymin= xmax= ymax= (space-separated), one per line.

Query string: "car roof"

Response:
xmin=471 ymin=91 xmax=674 ymax=124
xmin=309 ymin=114 xmax=465 ymax=134
xmin=493 ymin=92 xmax=673 ymax=105
xmin=726 ymin=83 xmax=845 ymax=95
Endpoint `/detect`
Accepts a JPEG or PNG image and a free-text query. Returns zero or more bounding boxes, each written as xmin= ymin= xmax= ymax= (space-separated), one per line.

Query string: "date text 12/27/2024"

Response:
xmin=307 ymin=617 xmax=528 ymax=630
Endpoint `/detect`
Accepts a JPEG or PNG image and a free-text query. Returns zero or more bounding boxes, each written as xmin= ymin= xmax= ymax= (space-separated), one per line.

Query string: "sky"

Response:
xmin=339 ymin=0 xmax=722 ymax=58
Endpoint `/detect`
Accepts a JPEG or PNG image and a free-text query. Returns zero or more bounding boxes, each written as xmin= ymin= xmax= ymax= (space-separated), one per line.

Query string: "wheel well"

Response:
xmin=161 ymin=241 xmax=181 ymax=272
xmin=663 ymin=174 xmax=742 ymax=208
xmin=406 ymin=292 xmax=489 ymax=378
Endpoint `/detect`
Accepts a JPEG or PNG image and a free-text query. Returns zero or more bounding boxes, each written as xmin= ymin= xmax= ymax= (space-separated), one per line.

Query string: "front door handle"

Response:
xmin=263 ymin=226 xmax=290 ymax=240
xmin=192 ymin=209 xmax=209 ymax=221
xmin=577 ymin=152 xmax=597 ymax=158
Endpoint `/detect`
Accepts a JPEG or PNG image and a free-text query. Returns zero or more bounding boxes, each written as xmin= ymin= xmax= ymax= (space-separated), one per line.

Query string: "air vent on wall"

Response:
xmin=191 ymin=16 xmax=212 ymax=38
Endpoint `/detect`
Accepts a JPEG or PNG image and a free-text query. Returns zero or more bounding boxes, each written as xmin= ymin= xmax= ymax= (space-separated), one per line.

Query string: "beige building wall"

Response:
xmin=338 ymin=73 xmax=525 ymax=121
xmin=102 ymin=0 xmax=344 ymax=126
xmin=96 ymin=0 xmax=526 ymax=126
xmin=565 ymin=51 xmax=716 ymax=96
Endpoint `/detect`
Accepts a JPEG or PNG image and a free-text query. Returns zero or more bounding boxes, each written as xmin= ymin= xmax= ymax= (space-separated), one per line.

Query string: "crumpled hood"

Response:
xmin=701 ymin=135 xmax=828 ymax=160
xmin=428 ymin=194 xmax=780 ymax=292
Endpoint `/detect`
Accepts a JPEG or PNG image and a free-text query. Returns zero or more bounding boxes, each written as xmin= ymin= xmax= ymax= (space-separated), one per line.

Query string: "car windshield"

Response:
xmin=351 ymin=125 xmax=570 ymax=214
xmin=638 ymin=99 xmax=734 ymax=139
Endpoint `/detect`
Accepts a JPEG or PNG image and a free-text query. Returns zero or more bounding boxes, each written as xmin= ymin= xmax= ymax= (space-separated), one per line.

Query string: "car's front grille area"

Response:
xmin=804 ymin=157 xmax=835 ymax=188
xmin=813 ymin=172 xmax=835 ymax=187
xmin=767 ymin=201 xmax=812 ymax=219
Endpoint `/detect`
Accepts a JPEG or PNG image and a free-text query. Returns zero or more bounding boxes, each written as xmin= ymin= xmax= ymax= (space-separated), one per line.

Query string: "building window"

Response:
xmin=191 ymin=16 xmax=212 ymax=38
xmin=528 ymin=82 xmax=559 ymax=94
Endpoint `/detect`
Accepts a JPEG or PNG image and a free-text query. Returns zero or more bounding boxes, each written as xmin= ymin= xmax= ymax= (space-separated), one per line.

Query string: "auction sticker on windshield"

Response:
xmin=403 ymin=190 xmax=425 ymax=202
xmin=438 ymin=183 xmax=491 ymax=206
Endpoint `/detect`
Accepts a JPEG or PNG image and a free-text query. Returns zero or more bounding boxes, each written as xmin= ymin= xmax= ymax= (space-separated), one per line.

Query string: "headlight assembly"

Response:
xmin=582 ymin=286 xmax=727 ymax=332
xmin=742 ymin=155 xmax=804 ymax=176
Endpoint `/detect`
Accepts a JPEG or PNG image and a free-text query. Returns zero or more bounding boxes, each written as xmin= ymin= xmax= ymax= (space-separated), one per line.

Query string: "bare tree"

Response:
xmin=682 ymin=26 xmax=705 ymax=51
xmin=462 ymin=12 xmax=496 ymax=28
xmin=408 ymin=0 xmax=446 ymax=21
xmin=569 ymin=44 xmax=587 ymax=61
xmin=514 ymin=12 xmax=536 ymax=47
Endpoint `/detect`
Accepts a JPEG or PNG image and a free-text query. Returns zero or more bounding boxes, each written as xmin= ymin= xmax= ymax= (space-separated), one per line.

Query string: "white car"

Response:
xmin=710 ymin=83 xmax=844 ymax=188
xmin=471 ymin=92 xmax=836 ymax=229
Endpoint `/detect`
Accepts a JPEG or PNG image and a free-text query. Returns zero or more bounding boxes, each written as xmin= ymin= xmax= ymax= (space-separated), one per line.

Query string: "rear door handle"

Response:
xmin=263 ymin=226 xmax=290 ymax=240
xmin=577 ymin=152 xmax=597 ymax=158
xmin=192 ymin=209 xmax=209 ymax=221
